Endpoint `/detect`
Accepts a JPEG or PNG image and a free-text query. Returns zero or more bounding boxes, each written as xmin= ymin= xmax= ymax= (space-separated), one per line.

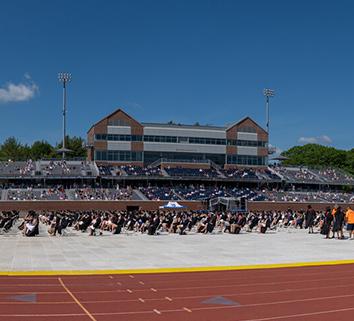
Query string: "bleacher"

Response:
xmin=70 ymin=188 xmax=132 ymax=200
xmin=221 ymin=168 xmax=260 ymax=180
xmin=165 ymin=167 xmax=219 ymax=178
xmin=38 ymin=160 xmax=95 ymax=177
xmin=121 ymin=165 xmax=162 ymax=177
xmin=271 ymin=166 xmax=320 ymax=183
xmin=138 ymin=186 xmax=180 ymax=201
xmin=7 ymin=188 xmax=67 ymax=200
xmin=0 ymin=161 xmax=35 ymax=177
xmin=310 ymin=168 xmax=354 ymax=184
xmin=98 ymin=165 xmax=114 ymax=176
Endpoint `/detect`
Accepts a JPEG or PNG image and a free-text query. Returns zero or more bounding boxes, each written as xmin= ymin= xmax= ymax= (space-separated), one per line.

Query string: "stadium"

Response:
xmin=2 ymin=1 xmax=354 ymax=321
xmin=0 ymin=107 xmax=352 ymax=213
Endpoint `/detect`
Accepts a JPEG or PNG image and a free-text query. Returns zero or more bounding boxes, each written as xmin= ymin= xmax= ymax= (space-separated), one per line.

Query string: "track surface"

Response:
xmin=1 ymin=264 xmax=354 ymax=321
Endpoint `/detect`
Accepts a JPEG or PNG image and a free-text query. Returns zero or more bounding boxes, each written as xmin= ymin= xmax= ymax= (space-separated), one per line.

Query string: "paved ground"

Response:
xmin=1 ymin=224 xmax=354 ymax=272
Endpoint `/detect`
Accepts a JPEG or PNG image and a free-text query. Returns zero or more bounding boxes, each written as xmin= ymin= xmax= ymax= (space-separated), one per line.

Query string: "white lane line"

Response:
xmin=108 ymin=276 xmax=113 ymax=279
xmin=117 ymin=282 xmax=122 ymax=286
xmin=126 ymin=289 xmax=133 ymax=293
xmin=151 ymin=288 xmax=157 ymax=292
xmin=139 ymin=281 xmax=145 ymax=285
xmin=2 ymin=274 xmax=354 ymax=295
xmin=58 ymin=278 xmax=97 ymax=321
xmin=183 ymin=307 xmax=192 ymax=313
xmin=129 ymin=275 xmax=135 ymax=279
xmin=3 ymin=306 xmax=354 ymax=318
xmin=138 ymin=298 xmax=145 ymax=303
xmin=2 ymin=284 xmax=354 ymax=306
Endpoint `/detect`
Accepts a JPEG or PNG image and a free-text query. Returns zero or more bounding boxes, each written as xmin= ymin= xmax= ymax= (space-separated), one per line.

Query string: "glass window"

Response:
xmin=238 ymin=126 xmax=257 ymax=133
xmin=108 ymin=119 xmax=130 ymax=126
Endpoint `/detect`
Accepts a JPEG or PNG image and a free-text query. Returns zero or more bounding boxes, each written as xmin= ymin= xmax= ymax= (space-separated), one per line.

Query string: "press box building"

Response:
xmin=87 ymin=109 xmax=269 ymax=167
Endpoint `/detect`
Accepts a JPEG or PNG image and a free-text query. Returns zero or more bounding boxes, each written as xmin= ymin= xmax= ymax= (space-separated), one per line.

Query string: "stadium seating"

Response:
xmin=0 ymin=160 xmax=35 ymax=177
xmin=70 ymin=188 xmax=132 ymax=200
xmin=120 ymin=165 xmax=162 ymax=176
xmin=165 ymin=167 xmax=219 ymax=178
xmin=271 ymin=166 xmax=320 ymax=183
xmin=7 ymin=188 xmax=67 ymax=200
xmin=310 ymin=168 xmax=354 ymax=184
xmin=138 ymin=186 xmax=180 ymax=201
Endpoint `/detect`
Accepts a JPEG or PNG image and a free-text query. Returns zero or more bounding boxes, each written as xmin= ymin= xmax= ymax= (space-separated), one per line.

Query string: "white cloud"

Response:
xmin=0 ymin=74 xmax=39 ymax=103
xmin=298 ymin=135 xmax=332 ymax=145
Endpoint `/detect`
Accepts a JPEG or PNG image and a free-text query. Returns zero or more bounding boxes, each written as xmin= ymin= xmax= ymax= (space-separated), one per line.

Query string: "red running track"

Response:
xmin=1 ymin=264 xmax=354 ymax=321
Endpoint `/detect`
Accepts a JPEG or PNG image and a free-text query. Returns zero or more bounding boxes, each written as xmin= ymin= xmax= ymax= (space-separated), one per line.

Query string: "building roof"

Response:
xmin=88 ymin=108 xmax=267 ymax=133
xmin=141 ymin=122 xmax=225 ymax=131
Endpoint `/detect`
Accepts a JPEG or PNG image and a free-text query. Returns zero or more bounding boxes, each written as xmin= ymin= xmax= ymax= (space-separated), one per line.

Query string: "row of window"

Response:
xmin=95 ymin=151 xmax=143 ymax=162
xmin=108 ymin=119 xmax=130 ymax=126
xmin=227 ymin=155 xmax=266 ymax=166
xmin=95 ymin=150 xmax=267 ymax=166
xmin=238 ymin=126 xmax=257 ymax=133
xmin=95 ymin=134 xmax=142 ymax=141
xmin=227 ymin=140 xmax=266 ymax=147
xmin=95 ymin=134 xmax=266 ymax=147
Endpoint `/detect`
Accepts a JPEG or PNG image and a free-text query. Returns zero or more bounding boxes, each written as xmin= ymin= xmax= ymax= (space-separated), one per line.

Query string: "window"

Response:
xmin=95 ymin=134 xmax=142 ymax=142
xmin=238 ymin=126 xmax=257 ymax=133
xmin=95 ymin=150 xmax=142 ymax=161
xmin=227 ymin=155 xmax=266 ymax=166
xmin=178 ymin=137 xmax=189 ymax=143
xmin=108 ymin=119 xmax=130 ymax=126
xmin=227 ymin=140 xmax=267 ymax=147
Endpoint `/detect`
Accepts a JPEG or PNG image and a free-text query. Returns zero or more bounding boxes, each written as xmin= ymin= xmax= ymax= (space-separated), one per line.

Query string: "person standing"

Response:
xmin=345 ymin=207 xmax=354 ymax=240
xmin=305 ymin=205 xmax=316 ymax=234
xmin=333 ymin=206 xmax=345 ymax=239
xmin=321 ymin=207 xmax=333 ymax=239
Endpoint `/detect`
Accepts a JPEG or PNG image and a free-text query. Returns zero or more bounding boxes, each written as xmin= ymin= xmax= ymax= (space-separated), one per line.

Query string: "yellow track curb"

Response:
xmin=1 ymin=259 xmax=354 ymax=276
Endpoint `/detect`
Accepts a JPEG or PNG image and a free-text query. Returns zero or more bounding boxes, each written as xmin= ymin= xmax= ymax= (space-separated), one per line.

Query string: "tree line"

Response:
xmin=281 ymin=144 xmax=354 ymax=175
xmin=0 ymin=136 xmax=86 ymax=161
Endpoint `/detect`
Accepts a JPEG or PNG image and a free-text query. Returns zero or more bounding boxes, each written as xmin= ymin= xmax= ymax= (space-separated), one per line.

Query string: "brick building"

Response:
xmin=87 ymin=109 xmax=268 ymax=167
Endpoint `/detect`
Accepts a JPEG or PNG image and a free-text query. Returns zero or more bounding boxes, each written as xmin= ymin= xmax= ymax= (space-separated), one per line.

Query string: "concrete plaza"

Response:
xmin=1 ymin=225 xmax=353 ymax=272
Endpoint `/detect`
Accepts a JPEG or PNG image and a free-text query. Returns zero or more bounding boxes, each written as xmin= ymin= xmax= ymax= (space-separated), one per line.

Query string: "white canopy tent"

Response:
xmin=159 ymin=201 xmax=186 ymax=209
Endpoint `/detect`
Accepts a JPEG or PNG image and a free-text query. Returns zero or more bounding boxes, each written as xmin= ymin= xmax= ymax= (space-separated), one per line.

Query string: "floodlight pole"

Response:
xmin=58 ymin=72 xmax=71 ymax=159
xmin=263 ymin=88 xmax=275 ymax=139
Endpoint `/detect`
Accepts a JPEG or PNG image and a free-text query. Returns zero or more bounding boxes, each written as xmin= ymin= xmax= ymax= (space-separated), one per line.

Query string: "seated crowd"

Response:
xmin=72 ymin=187 xmax=132 ymax=200
xmin=272 ymin=166 xmax=319 ymax=182
xmin=310 ymin=168 xmax=354 ymax=184
xmin=121 ymin=165 xmax=162 ymax=176
xmin=7 ymin=187 xmax=67 ymax=200
xmin=138 ymin=186 xmax=180 ymax=201
xmin=164 ymin=166 xmax=219 ymax=178
xmin=0 ymin=211 xmax=19 ymax=233
xmin=0 ymin=160 xmax=34 ymax=177
xmin=40 ymin=160 xmax=94 ymax=177
xmin=221 ymin=168 xmax=259 ymax=180
xmin=15 ymin=205 xmax=354 ymax=240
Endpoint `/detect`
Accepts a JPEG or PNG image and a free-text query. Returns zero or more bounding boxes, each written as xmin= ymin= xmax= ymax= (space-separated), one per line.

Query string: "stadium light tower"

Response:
xmin=263 ymin=88 xmax=275 ymax=136
xmin=57 ymin=72 xmax=72 ymax=159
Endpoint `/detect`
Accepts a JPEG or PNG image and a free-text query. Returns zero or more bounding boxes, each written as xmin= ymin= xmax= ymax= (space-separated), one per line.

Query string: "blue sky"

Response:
xmin=0 ymin=0 xmax=353 ymax=152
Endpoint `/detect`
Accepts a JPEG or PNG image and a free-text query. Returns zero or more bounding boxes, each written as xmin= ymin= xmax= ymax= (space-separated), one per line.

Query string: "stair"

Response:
xmin=133 ymin=189 xmax=148 ymax=200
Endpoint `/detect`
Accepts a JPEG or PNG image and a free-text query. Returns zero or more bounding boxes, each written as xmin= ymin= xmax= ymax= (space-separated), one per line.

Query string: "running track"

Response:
xmin=1 ymin=264 xmax=354 ymax=321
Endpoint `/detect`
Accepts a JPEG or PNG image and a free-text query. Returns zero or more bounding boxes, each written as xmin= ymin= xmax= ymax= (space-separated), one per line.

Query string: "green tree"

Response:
xmin=56 ymin=136 xmax=87 ymax=159
xmin=0 ymin=137 xmax=29 ymax=161
xmin=282 ymin=144 xmax=353 ymax=175
xmin=30 ymin=140 xmax=56 ymax=160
